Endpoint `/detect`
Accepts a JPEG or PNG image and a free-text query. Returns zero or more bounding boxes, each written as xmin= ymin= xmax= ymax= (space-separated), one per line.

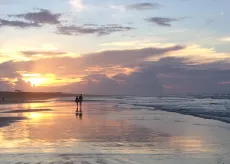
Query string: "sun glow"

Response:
xmin=29 ymin=77 xmax=45 ymax=86
xmin=21 ymin=73 xmax=82 ymax=87
xmin=27 ymin=113 xmax=42 ymax=120
xmin=22 ymin=74 xmax=46 ymax=86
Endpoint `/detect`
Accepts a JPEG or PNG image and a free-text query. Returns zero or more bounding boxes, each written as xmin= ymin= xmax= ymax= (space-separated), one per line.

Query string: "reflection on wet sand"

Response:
xmin=76 ymin=111 xmax=83 ymax=120
xmin=0 ymin=117 xmax=25 ymax=128
xmin=168 ymin=136 xmax=211 ymax=153
xmin=0 ymin=100 xmax=227 ymax=159
xmin=0 ymin=101 xmax=171 ymax=154
xmin=76 ymin=106 xmax=83 ymax=120
xmin=2 ymin=109 xmax=52 ymax=113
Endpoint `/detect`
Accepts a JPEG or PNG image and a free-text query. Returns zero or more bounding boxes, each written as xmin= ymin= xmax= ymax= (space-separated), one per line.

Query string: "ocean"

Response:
xmin=112 ymin=95 xmax=230 ymax=124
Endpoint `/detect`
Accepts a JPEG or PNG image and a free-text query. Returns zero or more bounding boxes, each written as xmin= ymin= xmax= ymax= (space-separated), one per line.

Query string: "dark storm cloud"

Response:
xmin=0 ymin=18 xmax=40 ymax=28
xmin=8 ymin=9 xmax=62 ymax=25
xmin=146 ymin=17 xmax=180 ymax=27
xmin=57 ymin=24 xmax=135 ymax=36
xmin=126 ymin=3 xmax=161 ymax=10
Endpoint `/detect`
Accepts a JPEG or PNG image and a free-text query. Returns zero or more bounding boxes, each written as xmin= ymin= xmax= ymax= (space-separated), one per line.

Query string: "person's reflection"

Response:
xmin=75 ymin=106 xmax=83 ymax=120
xmin=79 ymin=112 xmax=83 ymax=120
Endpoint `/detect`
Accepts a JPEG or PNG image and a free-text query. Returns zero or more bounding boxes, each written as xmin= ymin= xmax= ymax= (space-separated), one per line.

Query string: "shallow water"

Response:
xmin=0 ymin=98 xmax=230 ymax=163
xmin=115 ymin=96 xmax=230 ymax=123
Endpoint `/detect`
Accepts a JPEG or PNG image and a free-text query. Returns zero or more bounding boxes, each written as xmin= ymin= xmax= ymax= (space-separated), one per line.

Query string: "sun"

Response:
xmin=22 ymin=74 xmax=46 ymax=86
xmin=28 ymin=77 xmax=45 ymax=86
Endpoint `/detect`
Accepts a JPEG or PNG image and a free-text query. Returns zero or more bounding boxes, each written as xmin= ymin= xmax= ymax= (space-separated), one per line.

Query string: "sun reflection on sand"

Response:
xmin=16 ymin=102 xmax=47 ymax=110
xmin=0 ymin=128 xmax=31 ymax=151
xmin=27 ymin=113 xmax=41 ymax=119
xmin=169 ymin=136 xmax=211 ymax=153
xmin=23 ymin=112 xmax=53 ymax=123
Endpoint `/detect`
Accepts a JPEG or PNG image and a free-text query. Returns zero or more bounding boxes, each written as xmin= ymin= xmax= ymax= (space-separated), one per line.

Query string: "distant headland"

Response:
xmin=0 ymin=91 xmax=76 ymax=104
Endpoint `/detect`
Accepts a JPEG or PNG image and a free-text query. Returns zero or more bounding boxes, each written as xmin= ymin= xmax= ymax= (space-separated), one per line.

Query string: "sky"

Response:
xmin=0 ymin=0 xmax=230 ymax=96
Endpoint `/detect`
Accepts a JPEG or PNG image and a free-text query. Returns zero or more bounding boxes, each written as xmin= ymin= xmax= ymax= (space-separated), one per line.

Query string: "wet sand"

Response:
xmin=1 ymin=109 xmax=52 ymax=113
xmin=0 ymin=117 xmax=25 ymax=128
xmin=0 ymin=99 xmax=230 ymax=163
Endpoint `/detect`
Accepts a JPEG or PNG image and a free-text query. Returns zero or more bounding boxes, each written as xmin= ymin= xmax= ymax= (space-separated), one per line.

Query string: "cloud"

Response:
xmin=153 ymin=57 xmax=230 ymax=94
xmin=7 ymin=45 xmax=185 ymax=73
xmin=109 ymin=5 xmax=126 ymax=12
xmin=69 ymin=0 xmax=84 ymax=10
xmin=0 ymin=45 xmax=183 ymax=95
xmin=0 ymin=45 xmax=184 ymax=79
xmin=147 ymin=17 xmax=180 ymax=27
xmin=24 ymin=57 xmax=230 ymax=95
xmin=0 ymin=9 xmax=62 ymax=29
xmin=82 ymin=45 xmax=184 ymax=66
xmin=165 ymin=44 xmax=229 ymax=64
xmin=126 ymin=3 xmax=161 ymax=10
xmin=57 ymin=24 xmax=135 ymax=36
xmin=14 ymin=78 xmax=32 ymax=91
xmin=2 ymin=45 xmax=230 ymax=95
xmin=100 ymin=41 xmax=174 ymax=49
xmin=0 ymin=18 xmax=40 ymax=28
xmin=220 ymin=37 xmax=230 ymax=42
xmin=218 ymin=81 xmax=230 ymax=85
xmin=8 ymin=9 xmax=62 ymax=25
xmin=0 ymin=61 xmax=24 ymax=79
xmin=0 ymin=79 xmax=12 ymax=91
xmin=63 ymin=71 xmax=163 ymax=96
xmin=20 ymin=50 xmax=67 ymax=57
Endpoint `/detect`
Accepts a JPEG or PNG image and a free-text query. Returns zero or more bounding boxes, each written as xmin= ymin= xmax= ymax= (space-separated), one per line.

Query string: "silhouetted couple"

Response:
xmin=75 ymin=94 xmax=83 ymax=119
xmin=75 ymin=94 xmax=83 ymax=107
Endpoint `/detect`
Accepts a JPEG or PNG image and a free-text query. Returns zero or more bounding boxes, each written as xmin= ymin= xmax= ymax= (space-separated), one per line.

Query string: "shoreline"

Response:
xmin=151 ymin=105 xmax=230 ymax=124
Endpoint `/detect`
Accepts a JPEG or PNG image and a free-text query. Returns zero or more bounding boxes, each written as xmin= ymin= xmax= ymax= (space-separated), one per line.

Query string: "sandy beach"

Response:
xmin=0 ymin=97 xmax=230 ymax=164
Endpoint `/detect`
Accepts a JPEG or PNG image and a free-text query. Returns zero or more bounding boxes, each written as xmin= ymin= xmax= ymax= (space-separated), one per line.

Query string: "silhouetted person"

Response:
xmin=75 ymin=96 xmax=79 ymax=107
xmin=2 ymin=97 xmax=4 ymax=102
xmin=79 ymin=94 xmax=83 ymax=106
